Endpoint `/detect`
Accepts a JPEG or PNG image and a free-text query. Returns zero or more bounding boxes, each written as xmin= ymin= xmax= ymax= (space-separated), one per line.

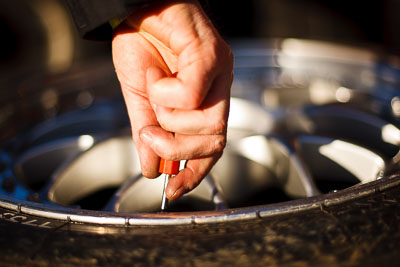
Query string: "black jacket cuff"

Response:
xmin=65 ymin=0 xmax=161 ymax=40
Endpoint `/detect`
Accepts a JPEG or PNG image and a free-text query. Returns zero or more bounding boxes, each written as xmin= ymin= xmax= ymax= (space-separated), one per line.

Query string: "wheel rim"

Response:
xmin=1 ymin=39 xmax=400 ymax=228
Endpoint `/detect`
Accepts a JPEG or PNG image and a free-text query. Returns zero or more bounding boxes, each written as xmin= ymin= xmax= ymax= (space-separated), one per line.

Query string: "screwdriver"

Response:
xmin=159 ymin=158 xmax=180 ymax=211
xmin=158 ymin=71 xmax=180 ymax=211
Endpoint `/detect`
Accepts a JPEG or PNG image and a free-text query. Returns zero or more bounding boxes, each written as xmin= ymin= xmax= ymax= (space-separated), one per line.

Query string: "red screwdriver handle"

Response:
xmin=159 ymin=158 xmax=180 ymax=175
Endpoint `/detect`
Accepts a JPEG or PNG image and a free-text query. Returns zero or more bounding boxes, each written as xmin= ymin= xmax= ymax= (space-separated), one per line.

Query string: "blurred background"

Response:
xmin=1 ymin=0 xmax=399 ymax=83
xmin=208 ymin=0 xmax=399 ymax=51
xmin=1 ymin=0 xmax=400 ymax=217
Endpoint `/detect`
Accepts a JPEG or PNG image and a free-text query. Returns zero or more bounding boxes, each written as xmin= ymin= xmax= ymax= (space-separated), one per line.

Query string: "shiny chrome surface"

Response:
xmin=1 ymin=39 xmax=400 ymax=226
xmin=160 ymin=174 xmax=169 ymax=211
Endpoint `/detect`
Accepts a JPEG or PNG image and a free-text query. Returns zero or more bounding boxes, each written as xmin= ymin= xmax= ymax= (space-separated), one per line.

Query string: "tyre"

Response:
xmin=0 ymin=39 xmax=400 ymax=266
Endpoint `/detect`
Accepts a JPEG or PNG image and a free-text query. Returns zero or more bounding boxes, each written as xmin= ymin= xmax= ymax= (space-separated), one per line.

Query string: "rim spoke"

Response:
xmin=47 ymin=136 xmax=140 ymax=209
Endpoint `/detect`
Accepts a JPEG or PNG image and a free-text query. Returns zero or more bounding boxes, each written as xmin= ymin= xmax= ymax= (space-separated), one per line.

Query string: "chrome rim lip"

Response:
xmin=0 ymin=174 xmax=398 ymax=226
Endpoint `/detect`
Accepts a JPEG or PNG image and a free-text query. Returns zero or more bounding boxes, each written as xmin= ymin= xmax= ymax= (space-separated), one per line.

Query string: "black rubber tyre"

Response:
xmin=0 ymin=176 xmax=400 ymax=266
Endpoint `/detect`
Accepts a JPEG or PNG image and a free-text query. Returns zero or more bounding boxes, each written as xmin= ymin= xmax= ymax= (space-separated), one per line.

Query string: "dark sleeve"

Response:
xmin=64 ymin=0 xmax=162 ymax=40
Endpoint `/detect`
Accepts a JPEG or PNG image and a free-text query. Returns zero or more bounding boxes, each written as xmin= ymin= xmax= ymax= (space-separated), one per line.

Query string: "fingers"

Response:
xmin=165 ymin=155 xmax=221 ymax=200
xmin=121 ymin=87 xmax=160 ymax=178
xmin=150 ymin=72 xmax=232 ymax=135
xmin=144 ymin=33 xmax=232 ymax=111
xmin=139 ymin=125 xmax=226 ymax=161
xmin=139 ymin=124 xmax=225 ymax=200
xmin=146 ymin=46 xmax=232 ymax=110
xmin=146 ymin=62 xmax=215 ymax=110
xmin=153 ymin=106 xmax=227 ymax=135
xmin=112 ymin=0 xmax=234 ymax=199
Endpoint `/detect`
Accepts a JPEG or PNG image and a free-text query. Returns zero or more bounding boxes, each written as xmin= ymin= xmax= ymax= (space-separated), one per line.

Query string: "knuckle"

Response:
xmin=215 ymin=38 xmax=234 ymax=67
xmin=227 ymin=46 xmax=234 ymax=65
xmin=211 ymin=118 xmax=227 ymax=135
xmin=208 ymin=39 xmax=219 ymax=60
xmin=211 ymin=135 xmax=226 ymax=154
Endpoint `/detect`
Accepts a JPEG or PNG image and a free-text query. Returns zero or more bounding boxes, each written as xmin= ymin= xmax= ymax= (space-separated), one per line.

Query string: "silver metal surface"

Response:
xmin=161 ymin=174 xmax=169 ymax=211
xmin=47 ymin=136 xmax=140 ymax=206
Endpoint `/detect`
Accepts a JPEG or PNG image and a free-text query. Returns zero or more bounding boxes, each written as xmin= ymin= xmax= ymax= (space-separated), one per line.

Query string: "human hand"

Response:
xmin=112 ymin=0 xmax=233 ymax=200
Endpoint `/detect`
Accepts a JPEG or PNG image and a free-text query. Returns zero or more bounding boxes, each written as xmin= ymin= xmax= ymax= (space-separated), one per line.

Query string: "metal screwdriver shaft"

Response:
xmin=159 ymin=158 xmax=180 ymax=211
xmin=161 ymin=173 xmax=170 ymax=210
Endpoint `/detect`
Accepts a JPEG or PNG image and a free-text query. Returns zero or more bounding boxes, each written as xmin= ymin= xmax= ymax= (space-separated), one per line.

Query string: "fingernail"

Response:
xmin=140 ymin=131 xmax=153 ymax=145
xmin=167 ymin=185 xmax=185 ymax=200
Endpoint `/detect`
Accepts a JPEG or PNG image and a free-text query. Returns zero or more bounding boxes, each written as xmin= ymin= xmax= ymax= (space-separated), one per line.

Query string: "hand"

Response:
xmin=112 ymin=0 xmax=233 ymax=200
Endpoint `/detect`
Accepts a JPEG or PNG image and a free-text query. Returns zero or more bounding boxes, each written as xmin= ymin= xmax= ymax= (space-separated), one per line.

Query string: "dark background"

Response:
xmin=1 ymin=0 xmax=400 ymax=80
xmin=207 ymin=0 xmax=399 ymax=55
